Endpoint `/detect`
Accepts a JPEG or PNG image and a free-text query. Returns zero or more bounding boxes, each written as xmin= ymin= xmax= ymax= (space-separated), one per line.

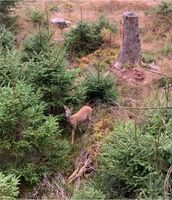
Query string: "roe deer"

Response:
xmin=64 ymin=105 xmax=93 ymax=144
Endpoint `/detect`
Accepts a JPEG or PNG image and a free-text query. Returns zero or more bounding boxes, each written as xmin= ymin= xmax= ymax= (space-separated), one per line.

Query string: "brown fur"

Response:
xmin=64 ymin=106 xmax=93 ymax=144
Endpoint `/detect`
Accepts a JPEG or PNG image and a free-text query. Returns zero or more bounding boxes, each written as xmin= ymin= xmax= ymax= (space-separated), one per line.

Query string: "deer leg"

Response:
xmin=87 ymin=114 xmax=92 ymax=129
xmin=71 ymin=126 xmax=76 ymax=145
xmin=88 ymin=114 xmax=91 ymax=121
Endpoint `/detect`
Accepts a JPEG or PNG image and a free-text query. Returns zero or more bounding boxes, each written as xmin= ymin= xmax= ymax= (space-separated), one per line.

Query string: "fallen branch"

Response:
xmin=112 ymin=100 xmax=136 ymax=117
xmin=111 ymin=100 xmax=172 ymax=110
xmin=144 ymin=68 xmax=172 ymax=79
xmin=68 ymin=144 xmax=99 ymax=183
xmin=30 ymin=173 xmax=67 ymax=200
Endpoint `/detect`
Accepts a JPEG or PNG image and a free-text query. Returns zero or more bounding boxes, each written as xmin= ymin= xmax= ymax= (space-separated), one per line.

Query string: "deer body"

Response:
xmin=64 ymin=106 xmax=93 ymax=144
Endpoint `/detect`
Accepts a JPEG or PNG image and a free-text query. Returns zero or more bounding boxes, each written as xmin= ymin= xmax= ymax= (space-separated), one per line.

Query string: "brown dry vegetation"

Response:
xmin=15 ymin=0 xmax=159 ymax=46
xmin=14 ymin=0 xmax=164 ymax=57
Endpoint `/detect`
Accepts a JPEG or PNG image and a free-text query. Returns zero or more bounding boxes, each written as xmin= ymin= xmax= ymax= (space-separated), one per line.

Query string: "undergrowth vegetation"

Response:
xmin=0 ymin=172 xmax=19 ymax=199
xmin=75 ymin=47 xmax=118 ymax=70
xmin=22 ymin=29 xmax=50 ymax=61
xmin=0 ymin=25 xmax=15 ymax=51
xmin=83 ymin=64 xmax=117 ymax=103
xmin=142 ymin=52 xmax=154 ymax=64
xmin=0 ymin=81 xmax=71 ymax=184
xmin=0 ymin=49 xmax=26 ymax=85
xmin=64 ymin=16 xmax=117 ymax=56
xmin=27 ymin=9 xmax=45 ymax=26
xmin=71 ymin=185 xmax=105 ymax=200
xmin=28 ymin=46 xmax=79 ymax=113
xmin=0 ymin=0 xmax=17 ymax=29
xmin=0 ymin=17 xmax=76 ymax=191
xmin=91 ymin=92 xmax=172 ymax=199
xmin=146 ymin=0 xmax=172 ymax=36
xmin=158 ymin=44 xmax=172 ymax=58
xmin=155 ymin=77 xmax=172 ymax=88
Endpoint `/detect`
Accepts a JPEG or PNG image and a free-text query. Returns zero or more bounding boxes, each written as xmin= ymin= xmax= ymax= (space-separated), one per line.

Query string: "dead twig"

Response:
xmin=144 ymin=68 xmax=172 ymax=79
xmin=112 ymin=100 xmax=172 ymax=110
xmin=68 ymin=144 xmax=99 ymax=183
xmin=30 ymin=173 xmax=68 ymax=200
xmin=112 ymin=100 xmax=136 ymax=117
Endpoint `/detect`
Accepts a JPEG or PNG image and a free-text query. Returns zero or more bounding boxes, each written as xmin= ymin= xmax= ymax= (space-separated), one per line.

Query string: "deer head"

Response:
xmin=64 ymin=106 xmax=73 ymax=119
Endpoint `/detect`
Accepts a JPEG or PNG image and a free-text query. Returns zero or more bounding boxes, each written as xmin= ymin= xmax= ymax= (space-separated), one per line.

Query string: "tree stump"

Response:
xmin=115 ymin=11 xmax=141 ymax=68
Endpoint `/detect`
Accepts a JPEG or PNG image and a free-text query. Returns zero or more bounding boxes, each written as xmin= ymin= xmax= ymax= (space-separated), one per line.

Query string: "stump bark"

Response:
xmin=115 ymin=11 xmax=141 ymax=68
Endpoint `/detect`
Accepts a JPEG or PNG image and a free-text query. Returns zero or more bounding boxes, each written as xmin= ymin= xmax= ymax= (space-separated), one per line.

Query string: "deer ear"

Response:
xmin=64 ymin=105 xmax=68 ymax=110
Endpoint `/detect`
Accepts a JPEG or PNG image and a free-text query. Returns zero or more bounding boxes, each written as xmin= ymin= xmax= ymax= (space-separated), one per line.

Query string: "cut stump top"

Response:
xmin=123 ymin=11 xmax=138 ymax=18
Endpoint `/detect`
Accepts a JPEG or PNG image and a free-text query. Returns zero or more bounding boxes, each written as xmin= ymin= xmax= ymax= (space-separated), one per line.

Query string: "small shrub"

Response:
xmin=158 ymin=44 xmax=172 ymax=57
xmin=64 ymin=16 xmax=117 ymax=56
xmin=100 ymin=28 xmax=113 ymax=44
xmin=22 ymin=29 xmax=49 ymax=60
xmin=49 ymin=4 xmax=60 ymax=12
xmin=156 ymin=77 xmax=168 ymax=88
xmin=23 ymin=30 xmax=81 ymax=114
xmin=0 ymin=1 xmax=16 ymax=14
xmin=71 ymin=185 xmax=105 ymax=200
xmin=143 ymin=93 xmax=172 ymax=133
xmin=0 ymin=0 xmax=17 ymax=28
xmin=94 ymin=120 xmax=172 ymax=199
xmin=0 ymin=25 xmax=15 ymax=51
xmin=147 ymin=1 xmax=172 ymax=35
xmin=155 ymin=77 xmax=172 ymax=88
xmin=64 ymin=2 xmax=74 ymax=11
xmin=28 ymin=9 xmax=45 ymax=25
xmin=27 ymin=46 xmax=79 ymax=113
xmin=64 ymin=21 xmax=102 ymax=56
xmin=0 ymin=49 xmax=27 ymax=86
xmin=0 ymin=172 xmax=19 ymax=199
xmin=92 ymin=117 xmax=114 ymax=141
xmin=0 ymin=81 xmax=71 ymax=184
xmin=83 ymin=65 xmax=117 ymax=103
xmin=142 ymin=52 xmax=154 ymax=64
xmin=93 ymin=15 xmax=117 ymax=35
xmin=154 ymin=0 xmax=172 ymax=15
xmin=75 ymin=48 xmax=118 ymax=71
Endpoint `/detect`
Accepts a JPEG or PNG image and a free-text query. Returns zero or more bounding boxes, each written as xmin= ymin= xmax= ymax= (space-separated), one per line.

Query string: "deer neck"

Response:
xmin=66 ymin=115 xmax=72 ymax=123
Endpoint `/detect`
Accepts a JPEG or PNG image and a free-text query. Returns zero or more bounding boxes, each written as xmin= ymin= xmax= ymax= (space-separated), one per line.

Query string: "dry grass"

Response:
xmin=13 ymin=0 xmax=163 ymax=62
xmin=14 ymin=0 xmax=158 ymax=45
xmin=90 ymin=0 xmax=151 ymax=13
